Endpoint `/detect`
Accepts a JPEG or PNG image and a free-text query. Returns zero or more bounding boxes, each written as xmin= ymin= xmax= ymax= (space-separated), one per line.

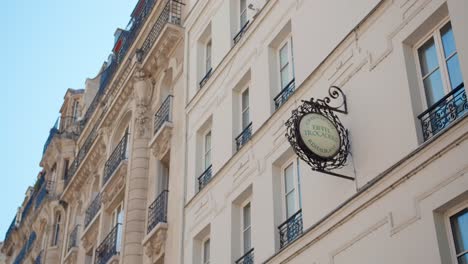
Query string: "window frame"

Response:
xmin=240 ymin=86 xmax=250 ymax=131
xmin=241 ymin=200 xmax=252 ymax=254
xmin=72 ymin=100 xmax=79 ymax=121
xmin=203 ymin=130 xmax=212 ymax=170
xmin=445 ymin=200 xmax=468 ymax=264
xmin=202 ymin=237 xmax=211 ymax=264
xmin=277 ymin=36 xmax=295 ymax=91
xmin=205 ymin=39 xmax=212 ymax=74
xmin=239 ymin=0 xmax=248 ymax=29
xmin=280 ymin=158 xmax=302 ymax=220
xmin=51 ymin=211 xmax=62 ymax=246
xmin=414 ymin=18 xmax=460 ymax=110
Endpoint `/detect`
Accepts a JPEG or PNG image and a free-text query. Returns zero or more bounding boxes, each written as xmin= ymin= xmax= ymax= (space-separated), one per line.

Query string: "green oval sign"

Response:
xmin=298 ymin=113 xmax=341 ymax=159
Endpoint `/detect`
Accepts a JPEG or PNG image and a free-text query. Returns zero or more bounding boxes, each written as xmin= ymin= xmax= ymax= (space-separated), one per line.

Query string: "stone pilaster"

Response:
xmin=121 ymin=68 xmax=152 ymax=264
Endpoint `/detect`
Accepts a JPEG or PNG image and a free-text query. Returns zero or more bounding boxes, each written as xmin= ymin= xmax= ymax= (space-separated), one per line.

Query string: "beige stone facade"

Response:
xmin=2 ymin=0 xmax=468 ymax=264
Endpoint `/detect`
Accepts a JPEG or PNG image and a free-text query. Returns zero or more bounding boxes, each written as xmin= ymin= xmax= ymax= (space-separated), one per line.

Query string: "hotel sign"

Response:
xmin=286 ymin=86 xmax=353 ymax=180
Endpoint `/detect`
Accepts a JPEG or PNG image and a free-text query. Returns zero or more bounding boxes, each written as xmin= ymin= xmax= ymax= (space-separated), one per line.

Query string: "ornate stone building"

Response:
xmin=2 ymin=0 xmax=468 ymax=263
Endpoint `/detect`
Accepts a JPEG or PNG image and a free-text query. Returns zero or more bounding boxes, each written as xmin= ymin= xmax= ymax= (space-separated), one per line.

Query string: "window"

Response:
xmin=72 ymin=100 xmax=79 ymax=121
xmin=160 ymin=163 xmax=169 ymax=193
xmin=279 ymin=37 xmax=295 ymax=90
xmin=449 ymin=208 xmax=468 ymax=264
xmin=204 ymin=131 xmax=212 ymax=170
xmin=283 ymin=159 xmax=301 ymax=218
xmin=242 ymin=202 xmax=252 ymax=253
xmin=241 ymin=88 xmax=250 ymax=130
xmin=417 ymin=21 xmax=463 ymax=106
xmin=63 ymin=159 xmax=69 ymax=180
xmin=206 ymin=40 xmax=212 ymax=74
xmin=51 ymin=212 xmax=62 ymax=246
xmin=240 ymin=0 xmax=248 ymax=28
xmin=111 ymin=203 xmax=124 ymax=252
xmin=202 ymin=238 xmax=210 ymax=264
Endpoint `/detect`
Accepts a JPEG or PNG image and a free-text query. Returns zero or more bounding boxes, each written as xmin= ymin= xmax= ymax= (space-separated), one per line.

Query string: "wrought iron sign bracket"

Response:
xmin=286 ymin=86 xmax=354 ymax=181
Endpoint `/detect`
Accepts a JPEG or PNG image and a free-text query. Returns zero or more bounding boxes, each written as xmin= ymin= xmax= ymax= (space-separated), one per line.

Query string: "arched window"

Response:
xmin=51 ymin=212 xmax=62 ymax=246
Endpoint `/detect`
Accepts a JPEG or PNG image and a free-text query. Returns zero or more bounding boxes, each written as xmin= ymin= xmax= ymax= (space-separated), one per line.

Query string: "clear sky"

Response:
xmin=0 ymin=0 xmax=138 ymax=239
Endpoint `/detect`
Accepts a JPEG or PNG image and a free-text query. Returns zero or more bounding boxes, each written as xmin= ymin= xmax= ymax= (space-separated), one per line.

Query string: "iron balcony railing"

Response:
xmin=199 ymin=68 xmax=213 ymax=88
xmin=140 ymin=0 xmax=184 ymax=60
xmin=154 ymin=95 xmax=174 ymax=134
xmin=274 ymin=79 xmax=296 ymax=110
xmin=34 ymin=250 xmax=43 ymax=264
xmin=68 ymin=225 xmax=80 ymax=252
xmin=418 ymin=83 xmax=467 ymax=141
xmin=147 ymin=190 xmax=169 ymax=233
xmin=95 ymin=223 xmax=121 ymax=264
xmin=278 ymin=209 xmax=303 ymax=249
xmin=236 ymin=122 xmax=253 ymax=151
xmin=198 ymin=165 xmax=213 ymax=191
xmin=235 ymin=248 xmax=254 ymax=264
xmin=103 ymin=133 xmax=129 ymax=185
xmin=14 ymin=232 xmax=37 ymax=264
xmin=84 ymin=194 xmax=102 ymax=228
xmin=233 ymin=21 xmax=250 ymax=45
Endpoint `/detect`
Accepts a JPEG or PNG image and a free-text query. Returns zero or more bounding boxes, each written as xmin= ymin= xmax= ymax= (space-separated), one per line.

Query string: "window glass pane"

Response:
xmin=286 ymin=192 xmax=296 ymax=218
xmin=242 ymin=89 xmax=249 ymax=111
xmin=242 ymin=110 xmax=250 ymax=129
xmin=418 ymin=38 xmax=439 ymax=76
xmin=243 ymin=203 xmax=251 ymax=227
xmin=451 ymin=209 xmax=468 ymax=254
xmin=423 ymin=70 xmax=445 ymax=106
xmin=441 ymin=22 xmax=456 ymax=58
xmin=446 ymin=54 xmax=463 ymax=89
xmin=204 ymin=239 xmax=210 ymax=263
xmin=280 ymin=44 xmax=289 ymax=68
xmin=281 ymin=67 xmax=290 ymax=89
xmin=284 ymin=164 xmax=294 ymax=193
xmin=243 ymin=227 xmax=251 ymax=252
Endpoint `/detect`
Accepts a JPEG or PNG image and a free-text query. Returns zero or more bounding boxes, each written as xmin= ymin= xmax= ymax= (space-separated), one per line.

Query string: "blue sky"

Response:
xmin=0 ymin=0 xmax=138 ymax=239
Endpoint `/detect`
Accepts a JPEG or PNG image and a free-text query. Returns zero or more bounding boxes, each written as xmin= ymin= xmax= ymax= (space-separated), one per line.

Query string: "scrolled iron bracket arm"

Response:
xmin=302 ymin=86 xmax=348 ymax=114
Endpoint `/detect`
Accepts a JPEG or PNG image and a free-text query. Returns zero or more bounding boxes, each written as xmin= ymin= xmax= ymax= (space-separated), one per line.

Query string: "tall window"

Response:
xmin=206 ymin=40 xmax=212 ymax=74
xmin=203 ymin=238 xmax=210 ymax=264
xmin=52 ymin=212 xmax=62 ymax=246
xmin=72 ymin=100 xmax=79 ymax=121
xmin=63 ymin=159 xmax=69 ymax=180
xmin=416 ymin=21 xmax=464 ymax=108
xmin=279 ymin=38 xmax=295 ymax=90
xmin=111 ymin=203 xmax=124 ymax=252
xmin=240 ymin=0 xmax=248 ymax=28
xmin=450 ymin=208 xmax=468 ymax=264
xmin=160 ymin=163 xmax=169 ymax=193
xmin=241 ymin=88 xmax=250 ymax=130
xmin=242 ymin=202 xmax=252 ymax=253
xmin=204 ymin=131 xmax=212 ymax=170
xmin=283 ymin=159 xmax=301 ymax=218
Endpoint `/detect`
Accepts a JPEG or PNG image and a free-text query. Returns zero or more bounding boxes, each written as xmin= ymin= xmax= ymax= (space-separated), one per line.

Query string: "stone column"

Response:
xmin=121 ymin=68 xmax=152 ymax=264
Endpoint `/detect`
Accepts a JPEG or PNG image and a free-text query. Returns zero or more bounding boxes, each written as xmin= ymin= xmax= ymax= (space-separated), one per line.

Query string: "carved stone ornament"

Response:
xmin=135 ymin=103 xmax=150 ymax=138
xmin=144 ymin=227 xmax=167 ymax=262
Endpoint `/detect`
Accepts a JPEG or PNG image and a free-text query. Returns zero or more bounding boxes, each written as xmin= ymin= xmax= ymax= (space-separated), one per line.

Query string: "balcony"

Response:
xmin=147 ymin=190 xmax=168 ymax=233
xmin=418 ymin=83 xmax=467 ymax=141
xmin=233 ymin=21 xmax=250 ymax=45
xmin=236 ymin=122 xmax=253 ymax=151
xmin=199 ymin=68 xmax=213 ymax=88
xmin=139 ymin=0 xmax=184 ymax=61
xmin=103 ymin=133 xmax=128 ymax=186
xmin=150 ymin=95 xmax=174 ymax=160
xmin=198 ymin=165 xmax=213 ymax=191
xmin=84 ymin=193 xmax=101 ymax=228
xmin=235 ymin=248 xmax=254 ymax=264
xmin=95 ymin=224 xmax=121 ymax=264
xmin=274 ymin=79 xmax=296 ymax=110
xmin=154 ymin=95 xmax=174 ymax=135
xmin=278 ymin=209 xmax=303 ymax=249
